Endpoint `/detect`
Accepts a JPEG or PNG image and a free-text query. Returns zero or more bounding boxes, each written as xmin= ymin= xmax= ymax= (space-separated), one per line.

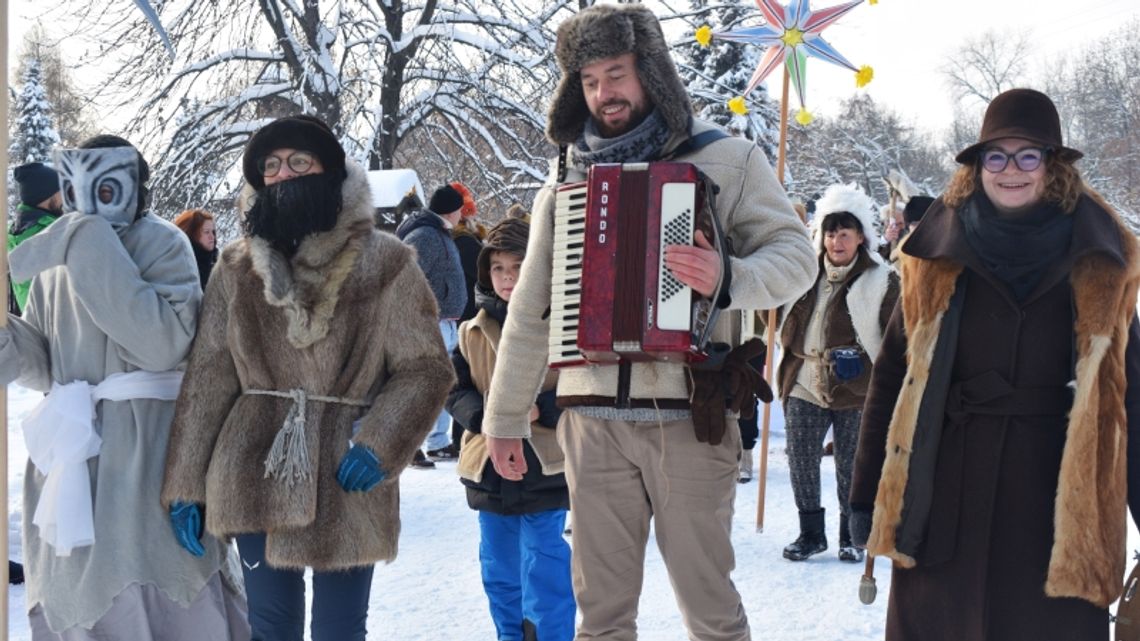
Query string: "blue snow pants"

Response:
xmin=479 ymin=509 xmax=576 ymax=641
xmin=236 ymin=533 xmax=375 ymax=641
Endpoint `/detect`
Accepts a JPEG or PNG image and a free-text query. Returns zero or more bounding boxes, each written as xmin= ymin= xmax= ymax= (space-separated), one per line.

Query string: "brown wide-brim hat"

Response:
xmin=954 ymin=88 xmax=1083 ymax=164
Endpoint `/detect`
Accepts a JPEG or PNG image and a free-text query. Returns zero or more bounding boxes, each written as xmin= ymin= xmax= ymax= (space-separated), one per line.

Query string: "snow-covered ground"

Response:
xmin=6 ymin=383 xmax=1138 ymax=640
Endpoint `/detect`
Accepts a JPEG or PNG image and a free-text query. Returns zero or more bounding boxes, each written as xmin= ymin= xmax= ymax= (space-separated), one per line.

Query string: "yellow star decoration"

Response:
xmin=781 ymin=27 xmax=805 ymax=47
xmin=695 ymin=25 xmax=713 ymax=47
xmin=795 ymin=109 xmax=814 ymax=125
xmin=855 ymin=65 xmax=874 ymax=88
xmin=869 ymin=0 xmax=878 ymax=4
xmin=728 ymin=96 xmax=749 ymax=115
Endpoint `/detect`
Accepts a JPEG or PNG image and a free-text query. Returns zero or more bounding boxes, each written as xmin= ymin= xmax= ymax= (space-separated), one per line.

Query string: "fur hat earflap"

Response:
xmin=477 ymin=217 xmax=530 ymax=289
xmin=547 ymin=3 xmax=692 ymax=145
xmin=810 ymin=183 xmax=881 ymax=254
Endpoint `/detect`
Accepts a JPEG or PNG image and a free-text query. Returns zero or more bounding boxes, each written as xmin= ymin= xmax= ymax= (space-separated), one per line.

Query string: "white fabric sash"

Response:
xmin=23 ymin=370 xmax=184 ymax=556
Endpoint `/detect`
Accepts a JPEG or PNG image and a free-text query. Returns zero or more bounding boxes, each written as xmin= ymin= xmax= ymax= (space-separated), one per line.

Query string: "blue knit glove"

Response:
xmin=831 ymin=347 xmax=865 ymax=382
xmin=337 ymin=444 xmax=386 ymax=492
xmin=169 ymin=502 xmax=205 ymax=557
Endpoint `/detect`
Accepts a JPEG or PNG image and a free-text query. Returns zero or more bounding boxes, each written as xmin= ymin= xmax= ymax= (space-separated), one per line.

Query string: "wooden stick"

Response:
xmin=2 ymin=0 xmax=13 ymax=624
xmin=756 ymin=66 xmax=792 ymax=533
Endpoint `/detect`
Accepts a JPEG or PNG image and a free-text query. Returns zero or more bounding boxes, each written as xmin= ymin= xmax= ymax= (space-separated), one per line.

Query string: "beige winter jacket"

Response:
xmin=483 ymin=119 xmax=817 ymax=438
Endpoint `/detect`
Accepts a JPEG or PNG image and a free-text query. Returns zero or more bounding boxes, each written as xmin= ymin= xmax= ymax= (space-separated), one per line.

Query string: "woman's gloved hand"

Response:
xmin=336 ymin=443 xmax=386 ymax=492
xmin=169 ymin=501 xmax=205 ymax=557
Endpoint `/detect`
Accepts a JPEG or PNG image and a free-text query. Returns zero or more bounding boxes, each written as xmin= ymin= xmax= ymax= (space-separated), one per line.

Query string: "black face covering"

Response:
xmin=243 ymin=172 xmax=344 ymax=256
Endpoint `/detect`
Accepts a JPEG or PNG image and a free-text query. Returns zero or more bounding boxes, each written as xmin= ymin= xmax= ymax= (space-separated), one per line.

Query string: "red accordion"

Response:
xmin=548 ymin=162 xmax=725 ymax=369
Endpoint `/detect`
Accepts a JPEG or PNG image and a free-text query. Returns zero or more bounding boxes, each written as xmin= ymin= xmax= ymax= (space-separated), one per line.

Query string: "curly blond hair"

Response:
xmin=944 ymin=153 xmax=1085 ymax=213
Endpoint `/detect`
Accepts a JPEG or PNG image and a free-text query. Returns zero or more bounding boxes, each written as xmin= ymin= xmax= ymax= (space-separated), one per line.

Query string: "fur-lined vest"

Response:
xmin=772 ymin=250 xmax=899 ymax=408
xmin=162 ymin=162 xmax=455 ymax=571
xmin=455 ymin=308 xmax=563 ymax=483
xmin=866 ymin=191 xmax=1140 ymax=607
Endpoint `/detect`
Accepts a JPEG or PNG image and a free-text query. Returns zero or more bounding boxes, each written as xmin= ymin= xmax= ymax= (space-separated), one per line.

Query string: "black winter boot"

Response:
xmin=783 ymin=509 xmax=828 ymax=561
xmin=838 ymin=513 xmax=865 ymax=562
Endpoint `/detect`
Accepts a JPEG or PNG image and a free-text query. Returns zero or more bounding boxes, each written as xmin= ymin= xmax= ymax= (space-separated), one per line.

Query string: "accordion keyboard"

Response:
xmin=548 ymin=184 xmax=588 ymax=367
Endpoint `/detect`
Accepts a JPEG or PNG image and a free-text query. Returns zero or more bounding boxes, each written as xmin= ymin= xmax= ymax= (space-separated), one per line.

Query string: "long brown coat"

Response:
xmin=162 ymin=163 xmax=455 ymax=571
xmin=850 ymin=192 xmax=1140 ymax=640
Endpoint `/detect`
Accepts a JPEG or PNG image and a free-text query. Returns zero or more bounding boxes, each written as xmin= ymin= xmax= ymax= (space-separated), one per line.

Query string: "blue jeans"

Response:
xmin=479 ymin=509 xmax=576 ymax=641
xmin=236 ymin=533 xmax=375 ymax=641
xmin=424 ymin=319 xmax=458 ymax=451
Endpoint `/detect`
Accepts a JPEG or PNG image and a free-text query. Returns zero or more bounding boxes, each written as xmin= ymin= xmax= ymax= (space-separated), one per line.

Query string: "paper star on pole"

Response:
xmin=698 ymin=0 xmax=873 ymax=123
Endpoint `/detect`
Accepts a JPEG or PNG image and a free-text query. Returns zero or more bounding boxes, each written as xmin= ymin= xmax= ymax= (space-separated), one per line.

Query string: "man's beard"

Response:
xmin=243 ymin=173 xmax=344 ymax=256
xmin=595 ymin=99 xmax=651 ymax=137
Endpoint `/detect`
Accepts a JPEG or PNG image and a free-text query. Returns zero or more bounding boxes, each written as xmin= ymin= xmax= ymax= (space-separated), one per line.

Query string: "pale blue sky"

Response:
xmin=6 ymin=0 xmax=1140 ymax=136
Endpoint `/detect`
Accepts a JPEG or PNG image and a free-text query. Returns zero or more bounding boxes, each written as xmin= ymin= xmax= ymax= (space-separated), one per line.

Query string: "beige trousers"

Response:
xmin=558 ymin=411 xmax=751 ymax=641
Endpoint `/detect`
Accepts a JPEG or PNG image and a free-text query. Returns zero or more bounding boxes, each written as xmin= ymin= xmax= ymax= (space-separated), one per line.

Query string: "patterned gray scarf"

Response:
xmin=571 ymin=108 xmax=672 ymax=171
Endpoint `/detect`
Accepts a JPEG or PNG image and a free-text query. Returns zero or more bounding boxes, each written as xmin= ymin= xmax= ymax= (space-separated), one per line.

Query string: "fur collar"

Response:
xmin=235 ymin=161 xmax=375 ymax=349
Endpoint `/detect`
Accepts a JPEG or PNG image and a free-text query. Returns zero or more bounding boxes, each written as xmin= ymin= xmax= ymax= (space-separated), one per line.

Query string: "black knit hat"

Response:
xmin=903 ymin=196 xmax=935 ymax=224
xmin=242 ymin=115 xmax=346 ymax=189
xmin=429 ymin=185 xmax=465 ymax=216
xmin=477 ymin=217 xmax=531 ymax=289
xmin=13 ymin=162 xmax=60 ymax=206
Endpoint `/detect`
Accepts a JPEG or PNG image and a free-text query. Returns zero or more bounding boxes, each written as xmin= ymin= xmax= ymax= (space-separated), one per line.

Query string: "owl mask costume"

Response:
xmin=54 ymin=146 xmax=145 ymax=229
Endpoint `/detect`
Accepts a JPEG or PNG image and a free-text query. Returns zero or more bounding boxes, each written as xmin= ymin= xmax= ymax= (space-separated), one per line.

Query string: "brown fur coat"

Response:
xmin=162 ymin=162 xmax=455 ymax=571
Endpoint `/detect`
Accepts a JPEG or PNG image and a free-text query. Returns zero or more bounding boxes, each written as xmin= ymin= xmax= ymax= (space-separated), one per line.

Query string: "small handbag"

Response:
xmin=830 ymin=346 xmax=864 ymax=382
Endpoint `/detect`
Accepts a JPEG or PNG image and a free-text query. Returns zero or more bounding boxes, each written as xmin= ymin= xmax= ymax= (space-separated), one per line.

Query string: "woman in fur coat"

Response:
xmin=766 ymin=183 xmax=899 ymax=563
xmin=162 ymin=115 xmax=455 ymax=641
xmin=849 ymin=89 xmax=1140 ymax=640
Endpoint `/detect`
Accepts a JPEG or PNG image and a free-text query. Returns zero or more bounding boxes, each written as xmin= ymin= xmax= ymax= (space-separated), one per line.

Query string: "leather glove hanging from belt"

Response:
xmin=687 ymin=338 xmax=774 ymax=445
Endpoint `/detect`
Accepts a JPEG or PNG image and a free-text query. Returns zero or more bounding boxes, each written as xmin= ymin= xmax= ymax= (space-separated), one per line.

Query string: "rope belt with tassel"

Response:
xmin=244 ymin=388 xmax=371 ymax=487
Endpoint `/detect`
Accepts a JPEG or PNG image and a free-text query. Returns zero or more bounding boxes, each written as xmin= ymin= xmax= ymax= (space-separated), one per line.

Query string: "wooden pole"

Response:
xmin=756 ymin=67 xmax=792 ymax=533
xmin=2 ymin=0 xmax=13 ymax=626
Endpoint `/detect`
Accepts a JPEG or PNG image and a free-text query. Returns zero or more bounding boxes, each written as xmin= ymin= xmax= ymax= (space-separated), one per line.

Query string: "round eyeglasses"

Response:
xmin=980 ymin=147 xmax=1048 ymax=173
xmin=258 ymin=151 xmax=316 ymax=178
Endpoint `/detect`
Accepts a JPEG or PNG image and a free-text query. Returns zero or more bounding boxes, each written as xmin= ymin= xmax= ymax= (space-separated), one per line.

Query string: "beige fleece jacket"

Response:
xmin=483 ymin=119 xmax=817 ymax=438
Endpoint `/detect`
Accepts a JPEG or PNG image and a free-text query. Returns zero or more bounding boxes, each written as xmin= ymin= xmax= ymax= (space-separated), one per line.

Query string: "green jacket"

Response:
xmin=8 ymin=204 xmax=60 ymax=313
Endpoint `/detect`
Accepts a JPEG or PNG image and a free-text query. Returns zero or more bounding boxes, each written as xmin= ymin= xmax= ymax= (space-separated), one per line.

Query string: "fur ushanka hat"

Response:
xmin=809 ymin=183 xmax=882 ymax=255
xmin=547 ymin=3 xmax=693 ymax=145
xmin=477 ymin=217 xmax=530 ymax=290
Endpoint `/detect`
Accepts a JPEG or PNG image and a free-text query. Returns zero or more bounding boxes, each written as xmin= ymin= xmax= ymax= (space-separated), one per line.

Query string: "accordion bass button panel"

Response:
xmin=656 ymin=182 xmax=697 ymax=332
xmin=549 ymin=184 xmax=589 ymax=368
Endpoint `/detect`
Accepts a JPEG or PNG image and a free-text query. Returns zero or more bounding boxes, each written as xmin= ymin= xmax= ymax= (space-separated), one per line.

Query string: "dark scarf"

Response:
xmin=474 ymin=284 xmax=508 ymax=326
xmin=572 ymin=108 xmax=671 ymax=171
xmin=190 ymin=241 xmax=218 ymax=290
xmin=959 ymin=191 xmax=1073 ymax=301
xmin=243 ymin=172 xmax=344 ymax=257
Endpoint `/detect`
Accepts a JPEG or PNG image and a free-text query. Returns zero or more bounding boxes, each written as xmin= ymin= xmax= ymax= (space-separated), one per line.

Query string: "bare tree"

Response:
xmin=1049 ymin=19 xmax=1140 ymax=228
xmin=941 ymin=29 xmax=1033 ymax=109
xmin=50 ymin=0 xmax=576 ymax=220
xmin=786 ymin=94 xmax=949 ymax=207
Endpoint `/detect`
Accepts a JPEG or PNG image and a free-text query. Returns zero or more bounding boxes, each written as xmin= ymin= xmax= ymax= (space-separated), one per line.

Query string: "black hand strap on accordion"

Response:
xmin=663 ymin=129 xmax=730 ymax=160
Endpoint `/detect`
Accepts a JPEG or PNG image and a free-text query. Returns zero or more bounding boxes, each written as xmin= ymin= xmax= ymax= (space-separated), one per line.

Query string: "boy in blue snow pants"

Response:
xmin=445 ymin=217 xmax=575 ymax=641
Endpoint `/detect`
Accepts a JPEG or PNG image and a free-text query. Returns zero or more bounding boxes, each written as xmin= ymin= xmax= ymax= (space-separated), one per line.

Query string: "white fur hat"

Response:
xmin=809 ymin=183 xmax=881 ymax=254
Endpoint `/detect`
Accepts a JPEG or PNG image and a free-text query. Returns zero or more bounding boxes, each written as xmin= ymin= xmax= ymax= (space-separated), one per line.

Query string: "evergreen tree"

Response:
xmin=674 ymin=0 xmax=781 ymax=166
xmin=9 ymin=58 xmax=62 ymax=165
